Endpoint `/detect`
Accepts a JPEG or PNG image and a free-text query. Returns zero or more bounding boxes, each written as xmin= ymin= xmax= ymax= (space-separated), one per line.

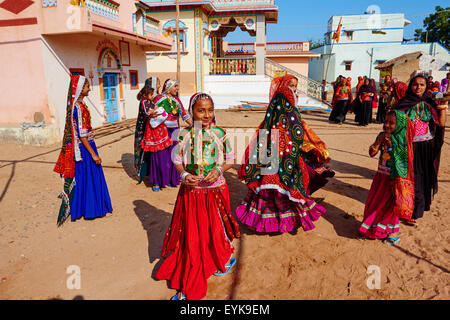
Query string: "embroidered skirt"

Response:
xmin=155 ymin=183 xmax=240 ymax=300
xmin=359 ymin=171 xmax=399 ymax=239
xmin=236 ymin=189 xmax=325 ymax=234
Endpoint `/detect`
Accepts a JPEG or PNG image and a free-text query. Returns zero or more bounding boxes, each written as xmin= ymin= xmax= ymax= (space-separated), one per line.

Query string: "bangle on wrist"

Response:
xmin=181 ymin=171 xmax=190 ymax=182
xmin=215 ymin=166 xmax=222 ymax=176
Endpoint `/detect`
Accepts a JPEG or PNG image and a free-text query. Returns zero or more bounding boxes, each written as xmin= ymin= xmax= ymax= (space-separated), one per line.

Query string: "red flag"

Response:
xmin=332 ymin=17 xmax=343 ymax=43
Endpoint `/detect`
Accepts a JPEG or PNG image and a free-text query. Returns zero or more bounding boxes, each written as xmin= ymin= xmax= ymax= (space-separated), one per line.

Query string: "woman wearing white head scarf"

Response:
xmin=152 ymin=79 xmax=192 ymax=187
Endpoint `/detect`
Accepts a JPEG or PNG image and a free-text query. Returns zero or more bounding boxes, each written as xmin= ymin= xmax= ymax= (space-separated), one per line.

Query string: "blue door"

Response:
xmin=103 ymin=73 xmax=119 ymax=123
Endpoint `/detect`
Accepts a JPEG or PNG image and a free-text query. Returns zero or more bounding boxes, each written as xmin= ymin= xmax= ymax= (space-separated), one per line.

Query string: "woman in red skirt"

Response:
xmin=155 ymin=93 xmax=240 ymax=300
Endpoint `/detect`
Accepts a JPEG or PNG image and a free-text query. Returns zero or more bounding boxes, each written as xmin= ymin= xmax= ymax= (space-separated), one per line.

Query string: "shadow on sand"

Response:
xmin=132 ymin=199 xmax=173 ymax=279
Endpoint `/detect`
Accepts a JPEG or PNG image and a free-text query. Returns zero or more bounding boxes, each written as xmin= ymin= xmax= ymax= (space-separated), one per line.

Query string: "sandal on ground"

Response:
xmin=383 ymin=236 xmax=400 ymax=245
xmin=403 ymin=219 xmax=416 ymax=226
xmin=171 ymin=292 xmax=186 ymax=301
xmin=152 ymin=185 xmax=160 ymax=192
xmin=214 ymin=258 xmax=236 ymax=277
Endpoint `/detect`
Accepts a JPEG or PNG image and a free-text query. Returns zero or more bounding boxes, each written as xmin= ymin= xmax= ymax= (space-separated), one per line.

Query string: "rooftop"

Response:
xmin=375 ymin=51 xmax=423 ymax=69
xmin=141 ymin=0 xmax=278 ymax=22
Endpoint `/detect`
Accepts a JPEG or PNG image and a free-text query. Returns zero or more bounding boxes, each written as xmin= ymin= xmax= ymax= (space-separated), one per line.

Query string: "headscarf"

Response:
xmin=188 ymin=92 xmax=216 ymax=126
xmin=388 ymin=109 xmax=415 ymax=220
xmin=54 ymin=74 xmax=87 ymax=226
xmin=239 ymin=74 xmax=310 ymax=203
xmin=393 ymin=81 xmax=407 ymax=102
xmin=162 ymin=78 xmax=179 ymax=95
xmin=395 ymin=75 xmax=436 ymax=111
xmin=145 ymin=76 xmax=158 ymax=93
xmin=54 ymin=75 xmax=86 ymax=178
xmin=356 ymin=76 xmax=364 ymax=94
xmin=269 ymin=74 xmax=298 ymax=106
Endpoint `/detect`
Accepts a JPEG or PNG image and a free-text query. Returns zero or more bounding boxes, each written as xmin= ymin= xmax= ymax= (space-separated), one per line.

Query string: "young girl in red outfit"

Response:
xmin=155 ymin=93 xmax=240 ymax=301
xmin=359 ymin=110 xmax=415 ymax=244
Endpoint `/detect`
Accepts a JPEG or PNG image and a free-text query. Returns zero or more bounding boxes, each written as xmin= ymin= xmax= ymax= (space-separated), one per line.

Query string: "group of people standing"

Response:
xmin=329 ymin=75 xmax=381 ymax=126
xmin=360 ymin=74 xmax=447 ymax=244
xmin=134 ymin=78 xmax=192 ymax=192
xmin=328 ymin=73 xmax=449 ymax=127
xmin=53 ymin=70 xmax=446 ymax=300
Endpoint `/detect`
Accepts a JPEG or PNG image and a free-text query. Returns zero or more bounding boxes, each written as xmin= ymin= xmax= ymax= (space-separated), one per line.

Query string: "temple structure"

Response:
xmin=144 ymin=0 xmax=325 ymax=110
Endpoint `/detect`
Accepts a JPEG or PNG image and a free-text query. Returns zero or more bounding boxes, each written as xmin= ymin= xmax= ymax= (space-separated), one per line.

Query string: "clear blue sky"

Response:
xmin=224 ymin=0 xmax=449 ymax=44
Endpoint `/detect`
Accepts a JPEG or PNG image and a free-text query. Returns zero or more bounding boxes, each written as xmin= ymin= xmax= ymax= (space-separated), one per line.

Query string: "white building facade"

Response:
xmin=308 ymin=13 xmax=450 ymax=89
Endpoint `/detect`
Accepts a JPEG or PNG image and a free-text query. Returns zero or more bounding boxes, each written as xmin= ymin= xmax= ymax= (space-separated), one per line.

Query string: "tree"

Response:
xmin=309 ymin=39 xmax=325 ymax=49
xmin=414 ymin=6 xmax=449 ymax=50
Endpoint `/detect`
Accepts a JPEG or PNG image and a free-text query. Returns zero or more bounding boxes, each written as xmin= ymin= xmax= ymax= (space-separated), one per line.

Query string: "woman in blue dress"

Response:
xmin=54 ymin=75 xmax=113 ymax=226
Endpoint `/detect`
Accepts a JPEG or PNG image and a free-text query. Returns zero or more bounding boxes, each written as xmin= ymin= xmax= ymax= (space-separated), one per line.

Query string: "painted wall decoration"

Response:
xmin=209 ymin=16 xmax=256 ymax=32
xmin=98 ymin=47 xmax=122 ymax=72
xmin=96 ymin=39 xmax=119 ymax=53
xmin=42 ymin=0 xmax=57 ymax=7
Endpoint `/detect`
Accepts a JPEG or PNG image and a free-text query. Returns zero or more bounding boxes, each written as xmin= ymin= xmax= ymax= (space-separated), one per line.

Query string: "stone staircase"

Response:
xmin=195 ymin=58 xmax=331 ymax=112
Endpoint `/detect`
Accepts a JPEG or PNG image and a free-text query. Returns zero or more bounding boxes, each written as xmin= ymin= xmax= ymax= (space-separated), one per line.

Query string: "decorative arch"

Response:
xmin=97 ymin=47 xmax=122 ymax=71
xmin=97 ymin=47 xmax=124 ymax=102
xmin=163 ymin=19 xmax=188 ymax=50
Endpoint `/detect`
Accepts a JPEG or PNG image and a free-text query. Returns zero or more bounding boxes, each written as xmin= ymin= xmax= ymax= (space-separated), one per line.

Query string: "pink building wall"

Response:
xmin=0 ymin=3 xmax=50 ymax=125
xmin=0 ymin=1 xmax=171 ymax=144
xmin=269 ymin=57 xmax=310 ymax=78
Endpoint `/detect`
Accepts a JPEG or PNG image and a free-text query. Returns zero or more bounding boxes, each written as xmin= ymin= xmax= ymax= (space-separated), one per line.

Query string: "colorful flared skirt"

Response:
xmin=359 ymin=172 xmax=399 ymax=239
xmin=138 ymin=127 xmax=180 ymax=188
xmin=70 ymin=140 xmax=113 ymax=220
xmin=236 ymin=189 xmax=325 ymax=233
xmin=155 ymin=183 xmax=240 ymax=300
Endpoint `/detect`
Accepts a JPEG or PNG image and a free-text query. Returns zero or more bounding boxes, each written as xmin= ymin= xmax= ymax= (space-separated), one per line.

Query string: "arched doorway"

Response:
xmin=97 ymin=47 xmax=124 ymax=123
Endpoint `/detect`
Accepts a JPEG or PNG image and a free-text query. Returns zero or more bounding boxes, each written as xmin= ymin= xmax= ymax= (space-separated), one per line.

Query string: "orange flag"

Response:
xmin=332 ymin=17 xmax=343 ymax=43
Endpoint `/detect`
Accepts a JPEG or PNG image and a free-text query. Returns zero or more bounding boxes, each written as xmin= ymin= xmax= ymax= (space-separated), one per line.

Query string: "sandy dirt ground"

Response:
xmin=0 ymin=109 xmax=449 ymax=300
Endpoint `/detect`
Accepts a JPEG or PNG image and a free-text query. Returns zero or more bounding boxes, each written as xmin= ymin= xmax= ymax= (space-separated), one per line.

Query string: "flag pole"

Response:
xmin=324 ymin=17 xmax=341 ymax=84
xmin=176 ymin=0 xmax=181 ymax=83
xmin=324 ymin=39 xmax=335 ymax=84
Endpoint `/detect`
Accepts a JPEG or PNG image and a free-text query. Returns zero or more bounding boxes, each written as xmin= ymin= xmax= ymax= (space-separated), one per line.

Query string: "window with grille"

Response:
xmin=130 ymin=70 xmax=139 ymax=90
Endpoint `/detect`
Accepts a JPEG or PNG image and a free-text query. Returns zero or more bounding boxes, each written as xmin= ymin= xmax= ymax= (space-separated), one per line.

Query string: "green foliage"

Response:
xmin=414 ymin=6 xmax=449 ymax=50
xmin=309 ymin=39 xmax=325 ymax=49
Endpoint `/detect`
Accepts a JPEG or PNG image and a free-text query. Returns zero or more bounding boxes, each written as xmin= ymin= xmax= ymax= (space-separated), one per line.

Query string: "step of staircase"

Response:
xmin=197 ymin=74 xmax=330 ymax=111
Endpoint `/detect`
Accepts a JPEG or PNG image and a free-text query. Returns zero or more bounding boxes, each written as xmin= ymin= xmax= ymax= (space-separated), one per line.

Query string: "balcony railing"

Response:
xmin=212 ymin=0 xmax=275 ymax=6
xmin=226 ymin=41 xmax=310 ymax=56
xmin=143 ymin=0 xmax=275 ymax=5
xmin=266 ymin=41 xmax=308 ymax=53
xmin=210 ymin=57 xmax=256 ymax=75
xmin=85 ymin=0 xmax=119 ymax=21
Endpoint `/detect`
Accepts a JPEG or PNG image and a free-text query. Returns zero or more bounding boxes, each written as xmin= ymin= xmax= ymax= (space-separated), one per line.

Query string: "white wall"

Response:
xmin=310 ymin=42 xmax=450 ymax=89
